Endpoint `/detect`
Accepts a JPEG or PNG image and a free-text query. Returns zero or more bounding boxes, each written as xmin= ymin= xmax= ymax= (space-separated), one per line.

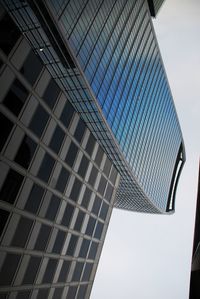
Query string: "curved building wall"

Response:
xmin=2 ymin=0 xmax=185 ymax=213
xmin=45 ymin=0 xmax=185 ymax=212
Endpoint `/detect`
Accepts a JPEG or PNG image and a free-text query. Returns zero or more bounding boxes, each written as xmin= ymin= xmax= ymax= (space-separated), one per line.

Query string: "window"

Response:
xmin=70 ymin=178 xmax=82 ymax=202
xmin=92 ymin=195 xmax=102 ymax=216
xmin=99 ymin=202 xmax=109 ymax=220
xmin=79 ymin=239 xmax=90 ymax=258
xmin=72 ymin=262 xmax=84 ymax=282
xmin=55 ymin=167 xmax=70 ymax=193
xmin=82 ymin=263 xmax=93 ymax=282
xmin=74 ymin=210 xmax=85 ymax=232
xmin=52 ymin=288 xmax=63 ymax=299
xmin=0 ymin=112 xmax=13 ymax=151
xmin=11 ymin=217 xmax=33 ymax=248
xmin=85 ymin=217 xmax=96 ymax=237
xmin=45 ymin=194 xmax=60 ymax=221
xmin=42 ymin=78 xmax=60 ymax=109
xmin=58 ymin=260 xmax=71 ymax=283
xmin=81 ymin=187 xmax=92 ymax=209
xmin=95 ymin=146 xmax=103 ymax=167
xmin=110 ymin=166 xmax=118 ymax=184
xmin=29 ymin=104 xmax=49 ymax=138
xmin=60 ymin=100 xmax=74 ymax=128
xmin=105 ymin=183 xmax=114 ymax=202
xmin=49 ymin=126 xmax=65 ymax=154
xmin=74 ymin=118 xmax=86 ymax=143
xmin=66 ymin=234 xmax=78 ymax=256
xmin=0 ymin=169 xmax=24 ymax=204
xmin=52 ymin=230 xmax=66 ymax=254
xmin=23 ymin=256 xmax=41 ymax=284
xmin=88 ymin=165 xmax=98 ymax=187
xmin=42 ymin=258 xmax=58 ymax=283
xmin=0 ymin=253 xmax=21 ymax=286
xmin=34 ymin=224 xmax=51 ymax=251
xmin=3 ymin=79 xmax=28 ymax=116
xmin=98 ymin=175 xmax=107 ymax=196
xmin=94 ymin=221 xmax=104 ymax=240
xmin=37 ymin=153 xmax=55 ymax=183
xmin=61 ymin=203 xmax=75 ymax=227
xmin=88 ymin=242 xmax=98 ymax=260
xmin=66 ymin=287 xmax=77 ymax=299
xmin=16 ymin=290 xmax=31 ymax=299
xmin=36 ymin=288 xmax=49 ymax=299
xmin=78 ymin=155 xmax=89 ymax=179
xmin=14 ymin=135 xmax=37 ymax=169
xmin=0 ymin=208 xmax=10 ymax=238
xmin=76 ymin=285 xmax=88 ymax=299
xmin=65 ymin=141 xmax=78 ymax=168
xmin=0 ymin=11 xmax=20 ymax=55
xmin=85 ymin=134 xmax=95 ymax=156
xmin=103 ymin=157 xmax=112 ymax=177
xmin=20 ymin=50 xmax=43 ymax=86
xmin=25 ymin=184 xmax=45 ymax=214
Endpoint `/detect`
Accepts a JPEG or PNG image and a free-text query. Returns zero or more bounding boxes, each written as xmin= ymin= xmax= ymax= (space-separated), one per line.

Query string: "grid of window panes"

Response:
xmin=2 ymin=0 xmax=185 ymax=213
xmin=46 ymin=0 xmax=185 ymax=211
xmin=0 ymin=11 xmax=120 ymax=298
xmin=1 ymin=0 xmax=163 ymax=214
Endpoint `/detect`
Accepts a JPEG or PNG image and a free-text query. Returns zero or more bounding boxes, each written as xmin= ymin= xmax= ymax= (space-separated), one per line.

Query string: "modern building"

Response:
xmin=189 ymin=164 xmax=200 ymax=299
xmin=0 ymin=0 xmax=185 ymax=298
xmin=0 ymin=5 xmax=120 ymax=298
xmin=2 ymin=0 xmax=185 ymax=214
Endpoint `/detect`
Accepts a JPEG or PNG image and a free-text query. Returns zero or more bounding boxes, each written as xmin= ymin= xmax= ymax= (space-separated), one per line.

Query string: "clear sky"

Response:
xmin=91 ymin=0 xmax=200 ymax=298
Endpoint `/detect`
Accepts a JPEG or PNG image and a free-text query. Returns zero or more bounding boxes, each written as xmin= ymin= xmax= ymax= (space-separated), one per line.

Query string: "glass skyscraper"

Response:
xmin=0 ymin=0 xmax=185 ymax=298
xmin=4 ymin=0 xmax=185 ymax=214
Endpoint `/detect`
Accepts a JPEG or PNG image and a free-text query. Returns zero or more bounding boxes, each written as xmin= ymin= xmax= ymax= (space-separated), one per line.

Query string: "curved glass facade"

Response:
xmin=3 ymin=0 xmax=185 ymax=213
xmin=0 ymin=1 xmax=185 ymax=298
xmin=46 ymin=0 xmax=185 ymax=212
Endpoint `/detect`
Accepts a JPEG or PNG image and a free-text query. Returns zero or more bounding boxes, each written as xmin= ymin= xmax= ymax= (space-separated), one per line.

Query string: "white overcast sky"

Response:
xmin=91 ymin=0 xmax=200 ymax=298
